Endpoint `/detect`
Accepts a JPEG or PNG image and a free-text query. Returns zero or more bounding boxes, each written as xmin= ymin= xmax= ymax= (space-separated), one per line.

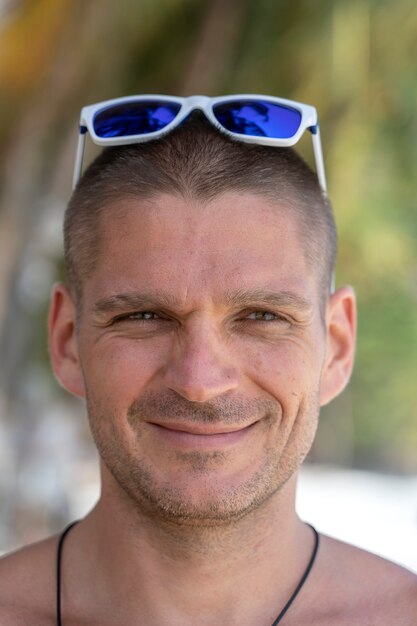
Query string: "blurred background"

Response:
xmin=0 ymin=0 xmax=416 ymax=570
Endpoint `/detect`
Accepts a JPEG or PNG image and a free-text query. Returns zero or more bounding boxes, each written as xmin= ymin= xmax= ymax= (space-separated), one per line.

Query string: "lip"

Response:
xmin=147 ymin=421 xmax=258 ymax=449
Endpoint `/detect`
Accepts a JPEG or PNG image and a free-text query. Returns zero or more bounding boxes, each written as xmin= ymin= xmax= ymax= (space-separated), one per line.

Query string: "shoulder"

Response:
xmin=310 ymin=533 xmax=417 ymax=625
xmin=0 ymin=534 xmax=59 ymax=626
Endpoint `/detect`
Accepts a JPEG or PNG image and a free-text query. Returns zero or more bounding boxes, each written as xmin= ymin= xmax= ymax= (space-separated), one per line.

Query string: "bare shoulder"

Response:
xmin=0 ymin=533 xmax=59 ymax=625
xmin=311 ymin=533 xmax=417 ymax=625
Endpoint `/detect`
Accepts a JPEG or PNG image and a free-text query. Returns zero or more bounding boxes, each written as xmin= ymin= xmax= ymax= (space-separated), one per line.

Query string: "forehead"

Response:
xmin=86 ymin=192 xmax=316 ymax=304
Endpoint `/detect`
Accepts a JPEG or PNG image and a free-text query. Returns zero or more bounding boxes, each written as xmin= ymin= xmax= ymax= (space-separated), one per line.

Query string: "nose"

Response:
xmin=162 ymin=319 xmax=239 ymax=403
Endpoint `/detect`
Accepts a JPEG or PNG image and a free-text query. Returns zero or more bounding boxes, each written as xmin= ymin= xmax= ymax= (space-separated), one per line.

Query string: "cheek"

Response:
xmin=80 ymin=336 xmax=168 ymax=409
xmin=242 ymin=340 xmax=321 ymax=413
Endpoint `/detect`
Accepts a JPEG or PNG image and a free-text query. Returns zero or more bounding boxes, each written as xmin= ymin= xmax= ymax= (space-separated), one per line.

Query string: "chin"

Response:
xmin=139 ymin=485 xmax=273 ymax=527
xmin=112 ymin=456 xmax=288 ymax=527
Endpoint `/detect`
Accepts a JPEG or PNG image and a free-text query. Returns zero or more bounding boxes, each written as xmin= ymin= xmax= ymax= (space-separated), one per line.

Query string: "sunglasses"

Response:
xmin=72 ymin=94 xmax=327 ymax=193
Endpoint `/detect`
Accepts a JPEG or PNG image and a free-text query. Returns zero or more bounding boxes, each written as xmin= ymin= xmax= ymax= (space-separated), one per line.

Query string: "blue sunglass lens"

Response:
xmin=213 ymin=100 xmax=302 ymax=139
xmin=93 ymin=101 xmax=181 ymax=138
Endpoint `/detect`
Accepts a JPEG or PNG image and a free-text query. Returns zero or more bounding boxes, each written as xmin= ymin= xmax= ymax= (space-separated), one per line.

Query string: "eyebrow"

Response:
xmin=92 ymin=288 xmax=312 ymax=316
xmin=223 ymin=288 xmax=312 ymax=311
xmin=93 ymin=292 xmax=181 ymax=315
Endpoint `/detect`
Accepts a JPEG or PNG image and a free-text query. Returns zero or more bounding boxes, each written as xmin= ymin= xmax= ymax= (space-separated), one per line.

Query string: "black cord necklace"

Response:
xmin=56 ymin=520 xmax=79 ymax=626
xmin=56 ymin=521 xmax=319 ymax=626
xmin=270 ymin=524 xmax=319 ymax=625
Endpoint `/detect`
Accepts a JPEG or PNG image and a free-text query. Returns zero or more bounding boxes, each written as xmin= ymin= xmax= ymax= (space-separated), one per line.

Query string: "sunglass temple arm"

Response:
xmin=310 ymin=125 xmax=327 ymax=195
xmin=72 ymin=126 xmax=88 ymax=190
xmin=310 ymin=125 xmax=335 ymax=293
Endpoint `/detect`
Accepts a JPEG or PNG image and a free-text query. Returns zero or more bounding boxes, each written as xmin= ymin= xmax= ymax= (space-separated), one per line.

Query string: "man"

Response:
xmin=0 ymin=95 xmax=416 ymax=625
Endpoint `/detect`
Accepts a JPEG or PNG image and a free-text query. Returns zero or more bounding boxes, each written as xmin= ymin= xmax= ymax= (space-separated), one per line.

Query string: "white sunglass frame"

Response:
xmin=72 ymin=93 xmax=327 ymax=194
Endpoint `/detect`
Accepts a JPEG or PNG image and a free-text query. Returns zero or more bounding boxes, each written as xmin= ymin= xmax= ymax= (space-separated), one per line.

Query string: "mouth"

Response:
xmin=147 ymin=420 xmax=259 ymax=449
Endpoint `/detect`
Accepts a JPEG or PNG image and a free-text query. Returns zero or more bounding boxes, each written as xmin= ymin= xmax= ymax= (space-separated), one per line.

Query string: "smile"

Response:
xmin=147 ymin=421 xmax=258 ymax=449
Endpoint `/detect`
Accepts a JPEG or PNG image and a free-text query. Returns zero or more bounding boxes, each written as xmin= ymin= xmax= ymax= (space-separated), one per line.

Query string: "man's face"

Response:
xmin=53 ymin=192 xmax=354 ymax=524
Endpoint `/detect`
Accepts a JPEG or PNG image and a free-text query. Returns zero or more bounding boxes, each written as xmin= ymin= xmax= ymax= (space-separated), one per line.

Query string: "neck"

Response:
xmin=66 ymin=469 xmax=316 ymax=625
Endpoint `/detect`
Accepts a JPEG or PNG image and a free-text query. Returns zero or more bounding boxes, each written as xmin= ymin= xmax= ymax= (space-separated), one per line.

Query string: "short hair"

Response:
xmin=64 ymin=113 xmax=337 ymax=305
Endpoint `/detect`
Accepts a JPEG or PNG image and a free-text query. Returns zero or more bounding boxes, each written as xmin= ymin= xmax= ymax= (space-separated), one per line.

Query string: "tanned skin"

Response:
xmin=0 ymin=192 xmax=416 ymax=625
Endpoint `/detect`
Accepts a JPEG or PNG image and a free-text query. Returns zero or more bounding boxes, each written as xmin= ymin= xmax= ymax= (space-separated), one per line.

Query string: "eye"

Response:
xmin=246 ymin=311 xmax=283 ymax=322
xmin=126 ymin=311 xmax=160 ymax=321
xmin=106 ymin=310 xmax=173 ymax=335
xmin=112 ymin=311 xmax=162 ymax=323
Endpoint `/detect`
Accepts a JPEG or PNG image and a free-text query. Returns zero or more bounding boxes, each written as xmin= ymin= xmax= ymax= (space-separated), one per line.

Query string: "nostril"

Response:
xmin=165 ymin=376 xmax=239 ymax=404
xmin=164 ymin=362 xmax=239 ymax=403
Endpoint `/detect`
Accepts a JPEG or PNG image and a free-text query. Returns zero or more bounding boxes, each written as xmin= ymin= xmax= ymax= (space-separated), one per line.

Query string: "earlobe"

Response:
xmin=319 ymin=286 xmax=357 ymax=406
xmin=48 ymin=283 xmax=86 ymax=398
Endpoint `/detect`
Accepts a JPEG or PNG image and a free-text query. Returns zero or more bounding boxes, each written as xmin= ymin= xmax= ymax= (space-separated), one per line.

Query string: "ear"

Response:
xmin=320 ymin=285 xmax=356 ymax=406
xmin=48 ymin=283 xmax=86 ymax=399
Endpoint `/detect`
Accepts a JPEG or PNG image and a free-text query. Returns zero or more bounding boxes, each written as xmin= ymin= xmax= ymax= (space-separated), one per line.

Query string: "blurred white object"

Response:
xmin=297 ymin=464 xmax=417 ymax=573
